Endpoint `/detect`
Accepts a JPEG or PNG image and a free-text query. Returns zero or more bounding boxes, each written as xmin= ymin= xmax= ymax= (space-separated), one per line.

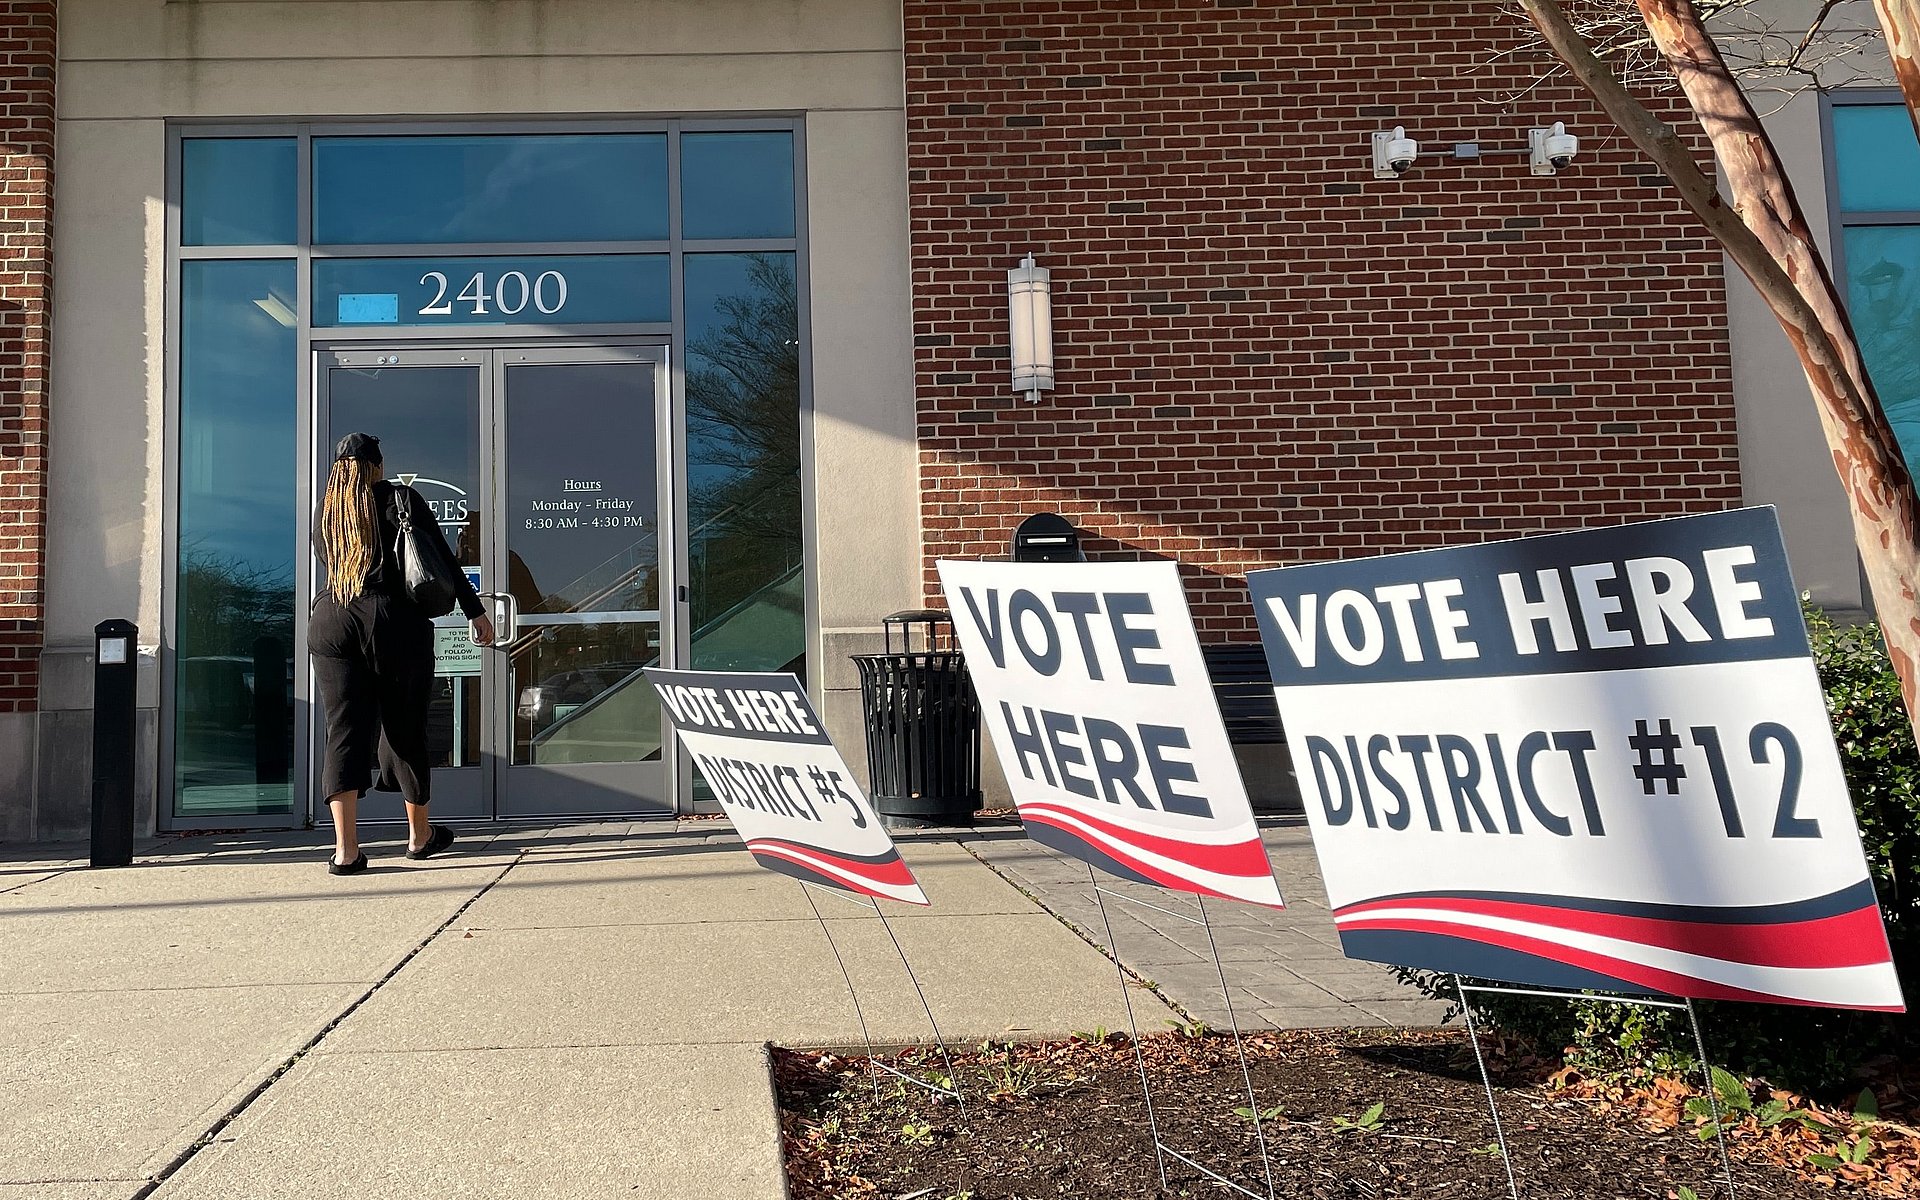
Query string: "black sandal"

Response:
xmin=406 ymin=824 xmax=456 ymax=860
xmin=328 ymin=852 xmax=368 ymax=876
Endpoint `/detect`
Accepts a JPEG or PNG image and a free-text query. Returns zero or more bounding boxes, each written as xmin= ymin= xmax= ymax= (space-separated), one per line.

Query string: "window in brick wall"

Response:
xmin=1832 ymin=97 xmax=1920 ymax=466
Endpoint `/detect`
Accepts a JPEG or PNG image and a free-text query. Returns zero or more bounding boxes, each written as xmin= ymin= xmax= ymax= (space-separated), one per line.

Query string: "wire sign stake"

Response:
xmin=1089 ymin=866 xmax=1279 ymax=1200
xmin=802 ymin=879 xmax=965 ymax=1111
xmin=646 ymin=667 xmax=960 ymax=1107
xmin=937 ymin=559 xmax=1293 ymax=1200
xmin=1453 ymin=976 xmax=1522 ymax=1200
xmin=1453 ymin=978 xmax=1739 ymax=1200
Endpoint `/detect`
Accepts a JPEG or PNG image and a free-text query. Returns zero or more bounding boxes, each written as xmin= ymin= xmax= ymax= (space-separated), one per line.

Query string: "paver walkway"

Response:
xmin=961 ymin=818 xmax=1452 ymax=1031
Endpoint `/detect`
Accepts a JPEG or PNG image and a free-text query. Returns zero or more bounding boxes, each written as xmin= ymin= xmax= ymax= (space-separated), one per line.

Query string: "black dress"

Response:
xmin=309 ymin=481 xmax=484 ymax=804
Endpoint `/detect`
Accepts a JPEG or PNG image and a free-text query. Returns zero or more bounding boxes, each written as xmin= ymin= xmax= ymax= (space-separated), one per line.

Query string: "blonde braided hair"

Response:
xmin=319 ymin=457 xmax=380 ymax=603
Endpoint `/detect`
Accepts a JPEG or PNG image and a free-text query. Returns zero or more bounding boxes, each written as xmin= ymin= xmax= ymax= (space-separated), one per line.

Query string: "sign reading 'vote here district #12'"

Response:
xmin=644 ymin=669 xmax=928 ymax=906
xmin=940 ymin=560 xmax=1284 ymax=909
xmin=1248 ymin=507 xmax=1902 ymax=1011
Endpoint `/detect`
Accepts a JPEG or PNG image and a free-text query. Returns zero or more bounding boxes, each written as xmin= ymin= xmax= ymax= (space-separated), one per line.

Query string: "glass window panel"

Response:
xmin=515 ymin=624 xmax=665 ymax=767
xmin=181 ymin=138 xmax=296 ymax=246
xmin=1834 ymin=105 xmax=1920 ymax=213
xmin=175 ymin=260 xmax=298 ymax=816
xmin=313 ymin=134 xmax=668 ymax=244
xmin=502 ymin=363 xmax=660 ymax=618
xmin=503 ymin=362 xmax=663 ymax=767
xmin=681 ymin=132 xmax=797 ymax=240
xmin=312 ymin=255 xmax=669 ymax=327
xmin=1845 ymin=226 xmax=1920 ymax=468
xmin=684 ymin=253 xmax=804 ymax=681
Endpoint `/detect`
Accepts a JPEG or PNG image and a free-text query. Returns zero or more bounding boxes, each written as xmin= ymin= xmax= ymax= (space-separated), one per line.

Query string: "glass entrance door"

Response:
xmin=322 ymin=349 xmax=489 ymax=821
xmin=315 ymin=345 xmax=673 ymax=821
xmin=495 ymin=350 xmax=670 ymax=816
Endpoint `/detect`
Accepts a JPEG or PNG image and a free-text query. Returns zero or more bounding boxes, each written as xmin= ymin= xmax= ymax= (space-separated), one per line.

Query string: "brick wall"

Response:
xmin=906 ymin=0 xmax=1739 ymax=636
xmin=0 ymin=0 xmax=51 ymax=711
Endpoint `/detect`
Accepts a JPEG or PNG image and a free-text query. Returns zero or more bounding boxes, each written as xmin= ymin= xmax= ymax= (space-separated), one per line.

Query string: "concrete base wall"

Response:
xmin=31 ymin=708 xmax=160 ymax=842
xmin=10 ymin=645 xmax=161 ymax=842
xmin=0 ymin=713 xmax=34 ymax=842
xmin=0 ymin=708 xmax=160 ymax=845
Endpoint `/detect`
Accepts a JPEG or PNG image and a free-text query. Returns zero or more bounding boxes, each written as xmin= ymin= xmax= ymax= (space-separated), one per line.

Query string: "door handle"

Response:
xmin=476 ymin=591 xmax=518 ymax=646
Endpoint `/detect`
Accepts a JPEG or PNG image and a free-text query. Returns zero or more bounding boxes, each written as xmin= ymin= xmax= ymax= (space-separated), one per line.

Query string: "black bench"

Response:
xmin=1200 ymin=643 xmax=1285 ymax=745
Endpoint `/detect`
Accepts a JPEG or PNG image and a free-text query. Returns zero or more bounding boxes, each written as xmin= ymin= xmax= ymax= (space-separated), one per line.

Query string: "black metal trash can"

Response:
xmin=852 ymin=610 xmax=982 ymax=830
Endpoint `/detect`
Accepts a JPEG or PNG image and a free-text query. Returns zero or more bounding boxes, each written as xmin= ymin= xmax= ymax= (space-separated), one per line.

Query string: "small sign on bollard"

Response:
xmin=90 ymin=618 xmax=137 ymax=868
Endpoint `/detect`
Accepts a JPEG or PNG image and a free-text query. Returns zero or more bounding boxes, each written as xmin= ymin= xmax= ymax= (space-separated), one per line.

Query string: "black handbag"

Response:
xmin=390 ymin=486 xmax=463 ymax=618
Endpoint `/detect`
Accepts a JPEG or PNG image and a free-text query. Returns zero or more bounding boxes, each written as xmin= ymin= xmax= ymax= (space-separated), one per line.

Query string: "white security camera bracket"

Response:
xmin=1529 ymin=122 xmax=1580 ymax=175
xmin=1371 ymin=127 xmax=1421 ymax=179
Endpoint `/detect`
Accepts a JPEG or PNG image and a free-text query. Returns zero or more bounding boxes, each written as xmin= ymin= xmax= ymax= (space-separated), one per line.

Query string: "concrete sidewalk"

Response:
xmin=0 ymin=823 xmax=1170 ymax=1199
xmin=1 ymin=818 xmax=1446 ymax=1198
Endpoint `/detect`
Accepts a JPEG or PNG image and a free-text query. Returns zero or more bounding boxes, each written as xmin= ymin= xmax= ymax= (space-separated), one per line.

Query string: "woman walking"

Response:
xmin=311 ymin=432 xmax=493 ymax=874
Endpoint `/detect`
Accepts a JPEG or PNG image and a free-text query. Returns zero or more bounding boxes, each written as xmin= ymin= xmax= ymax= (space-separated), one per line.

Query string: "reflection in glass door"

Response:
xmin=314 ymin=345 xmax=672 ymax=821
xmin=321 ymin=351 xmax=488 ymax=821
xmin=496 ymin=351 xmax=670 ymax=815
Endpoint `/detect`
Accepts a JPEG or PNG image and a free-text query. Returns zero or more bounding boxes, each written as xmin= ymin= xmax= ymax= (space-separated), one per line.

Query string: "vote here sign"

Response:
xmin=939 ymin=559 xmax=1285 ymax=909
xmin=645 ymin=668 xmax=929 ymax=906
xmin=1248 ymin=507 xmax=1902 ymax=1011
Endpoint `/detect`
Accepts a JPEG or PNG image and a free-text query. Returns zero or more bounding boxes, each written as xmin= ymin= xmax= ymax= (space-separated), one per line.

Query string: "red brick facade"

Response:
xmin=906 ymin=0 xmax=1739 ymax=636
xmin=0 ymin=0 xmax=52 ymax=711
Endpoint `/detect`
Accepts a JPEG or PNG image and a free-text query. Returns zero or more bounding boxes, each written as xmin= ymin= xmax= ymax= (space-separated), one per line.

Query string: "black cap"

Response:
xmin=334 ymin=432 xmax=382 ymax=464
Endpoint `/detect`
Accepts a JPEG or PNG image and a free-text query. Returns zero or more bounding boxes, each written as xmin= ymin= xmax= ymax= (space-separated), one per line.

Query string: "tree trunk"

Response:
xmin=1519 ymin=0 xmax=1920 ymax=743
xmin=1873 ymin=0 xmax=1920 ymax=134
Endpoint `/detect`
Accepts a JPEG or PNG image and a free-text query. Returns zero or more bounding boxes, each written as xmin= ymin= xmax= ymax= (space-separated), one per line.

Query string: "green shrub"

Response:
xmin=1808 ymin=604 xmax=1920 ymax=964
xmin=1390 ymin=603 xmax=1919 ymax=1095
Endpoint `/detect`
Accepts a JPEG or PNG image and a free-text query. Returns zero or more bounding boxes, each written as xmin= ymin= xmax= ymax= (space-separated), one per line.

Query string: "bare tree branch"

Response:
xmin=1516 ymin=0 xmax=1920 ymax=736
xmin=1502 ymin=0 xmax=1884 ymax=98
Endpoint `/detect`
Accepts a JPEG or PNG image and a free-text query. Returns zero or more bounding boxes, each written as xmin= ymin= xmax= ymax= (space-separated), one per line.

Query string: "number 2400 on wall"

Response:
xmin=419 ymin=269 xmax=569 ymax=318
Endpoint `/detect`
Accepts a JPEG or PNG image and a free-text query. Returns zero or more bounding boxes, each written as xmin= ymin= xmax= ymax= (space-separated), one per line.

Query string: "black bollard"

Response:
xmin=90 ymin=619 xmax=137 ymax=868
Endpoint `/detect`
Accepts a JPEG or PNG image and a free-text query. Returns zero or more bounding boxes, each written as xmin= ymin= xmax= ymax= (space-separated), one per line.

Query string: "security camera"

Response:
xmin=1372 ymin=126 xmax=1421 ymax=179
xmin=1530 ymin=122 xmax=1579 ymax=175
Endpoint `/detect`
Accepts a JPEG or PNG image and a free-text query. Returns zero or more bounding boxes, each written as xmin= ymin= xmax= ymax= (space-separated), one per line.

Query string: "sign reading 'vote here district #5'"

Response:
xmin=645 ymin=669 xmax=928 ymax=907
xmin=1248 ymin=507 xmax=1902 ymax=1011
xmin=940 ymin=560 xmax=1285 ymax=908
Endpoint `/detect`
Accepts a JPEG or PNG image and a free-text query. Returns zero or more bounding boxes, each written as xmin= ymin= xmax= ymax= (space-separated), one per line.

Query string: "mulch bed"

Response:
xmin=775 ymin=1028 xmax=1911 ymax=1199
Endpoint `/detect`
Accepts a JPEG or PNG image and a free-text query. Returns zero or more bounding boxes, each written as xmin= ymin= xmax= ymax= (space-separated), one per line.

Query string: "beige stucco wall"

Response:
xmin=44 ymin=0 xmax=922 ymax=822
xmin=47 ymin=116 xmax=165 ymax=659
xmin=1715 ymin=1 xmax=1894 ymax=615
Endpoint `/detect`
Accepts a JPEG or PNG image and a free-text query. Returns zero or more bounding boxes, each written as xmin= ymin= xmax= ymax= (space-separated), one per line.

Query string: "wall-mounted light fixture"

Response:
xmin=1007 ymin=254 xmax=1054 ymax=404
xmin=1371 ymin=121 xmax=1581 ymax=179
